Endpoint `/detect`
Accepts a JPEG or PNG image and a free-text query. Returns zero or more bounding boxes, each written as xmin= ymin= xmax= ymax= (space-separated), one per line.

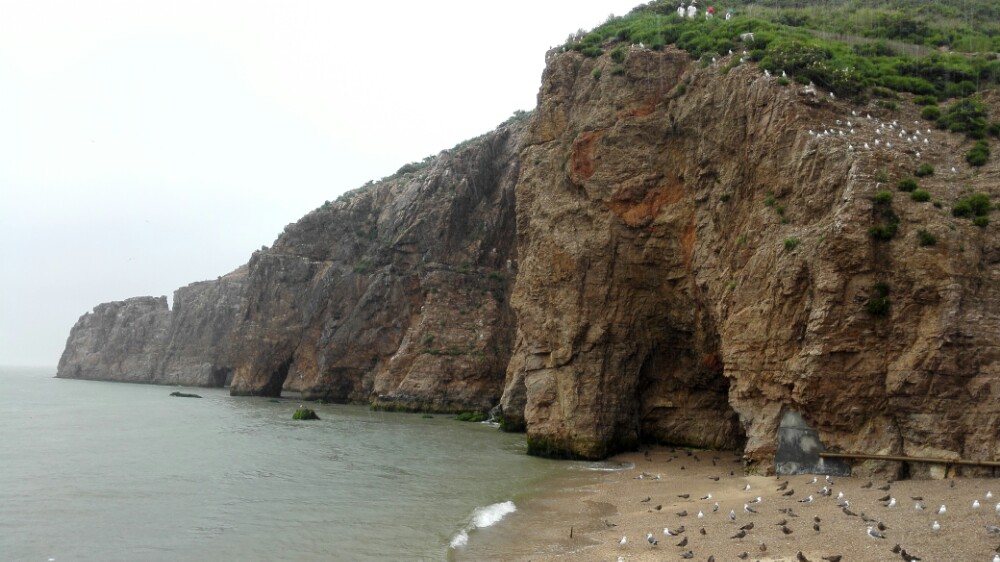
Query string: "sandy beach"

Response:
xmin=460 ymin=446 xmax=1000 ymax=561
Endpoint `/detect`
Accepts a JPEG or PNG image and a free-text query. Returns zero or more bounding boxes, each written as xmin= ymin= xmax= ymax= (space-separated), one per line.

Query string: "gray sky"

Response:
xmin=0 ymin=0 xmax=642 ymax=367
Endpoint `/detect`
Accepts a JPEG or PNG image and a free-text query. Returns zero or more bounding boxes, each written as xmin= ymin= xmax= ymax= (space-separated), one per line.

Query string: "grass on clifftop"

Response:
xmin=567 ymin=0 xmax=999 ymax=100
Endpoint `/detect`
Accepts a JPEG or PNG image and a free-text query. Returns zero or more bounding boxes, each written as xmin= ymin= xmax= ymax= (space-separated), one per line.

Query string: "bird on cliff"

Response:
xmin=676 ymin=536 xmax=688 ymax=547
xmin=663 ymin=527 xmax=682 ymax=536
xmin=783 ymin=489 xmax=796 ymax=497
xmin=993 ymin=555 xmax=1000 ymax=562
xmin=799 ymin=495 xmax=814 ymax=503
xmin=676 ymin=510 xmax=688 ymax=517
xmin=646 ymin=532 xmax=658 ymax=546
xmin=885 ymin=497 xmax=897 ymax=508
xmin=781 ymin=525 xmax=794 ymax=535
xmin=915 ymin=502 xmax=926 ymax=511
xmin=740 ymin=522 xmax=755 ymax=531
xmin=937 ymin=504 xmax=947 ymax=514
xmin=680 ymin=551 xmax=694 ymax=559
xmin=744 ymin=483 xmax=751 ymax=491
xmin=822 ymin=556 xmax=842 ymax=562
xmin=749 ymin=496 xmax=762 ymax=504
xmin=744 ymin=504 xmax=758 ymax=514
xmin=797 ymin=552 xmax=811 ymax=562
xmin=731 ymin=529 xmax=747 ymax=539
xmin=777 ymin=481 xmax=789 ymax=491
xmin=737 ymin=552 xmax=749 ymax=560
xmin=713 ymin=502 xmax=720 ymax=512
xmin=975 ymin=500 xmax=982 ymax=509
xmin=697 ymin=510 xmax=704 ymax=519
xmin=701 ymin=493 xmax=712 ymax=500
xmin=987 ymin=491 xmax=994 ymax=499
xmin=619 ymin=535 xmax=627 ymax=545
xmin=932 ymin=521 xmax=941 ymax=531
xmin=729 ymin=509 xmax=737 ymax=521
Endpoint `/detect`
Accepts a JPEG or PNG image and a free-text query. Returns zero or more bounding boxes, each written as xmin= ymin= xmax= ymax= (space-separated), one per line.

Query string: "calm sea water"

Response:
xmin=0 ymin=367 xmax=587 ymax=561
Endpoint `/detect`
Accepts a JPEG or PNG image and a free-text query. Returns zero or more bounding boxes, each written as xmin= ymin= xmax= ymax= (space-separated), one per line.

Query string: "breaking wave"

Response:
xmin=448 ymin=500 xmax=517 ymax=549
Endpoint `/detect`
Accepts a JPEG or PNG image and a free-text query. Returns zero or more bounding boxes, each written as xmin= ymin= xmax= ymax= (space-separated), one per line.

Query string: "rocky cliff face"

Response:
xmin=59 ymin=43 xmax=1000 ymax=473
xmin=500 ymin=46 xmax=1000 ymax=471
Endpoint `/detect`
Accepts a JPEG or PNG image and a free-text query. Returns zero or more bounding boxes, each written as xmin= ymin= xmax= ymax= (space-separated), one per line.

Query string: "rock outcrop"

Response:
xmin=59 ymin=42 xmax=1000 ymax=473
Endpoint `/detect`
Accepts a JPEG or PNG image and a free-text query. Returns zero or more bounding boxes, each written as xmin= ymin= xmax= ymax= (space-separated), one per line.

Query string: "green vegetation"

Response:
xmin=784 ymin=237 xmax=801 ymax=251
xmin=736 ymin=234 xmax=748 ymax=246
xmin=952 ymin=192 xmax=992 ymax=217
xmin=897 ymin=178 xmax=918 ymax=192
xmin=966 ymin=140 xmax=991 ymax=166
xmin=592 ymin=67 xmax=602 ymax=80
xmin=921 ymin=105 xmax=942 ymax=120
xmin=455 ymin=412 xmax=486 ymax=422
xmin=720 ymin=193 xmax=732 ymax=202
xmin=865 ymin=282 xmax=891 ymax=317
xmin=872 ymin=190 xmax=893 ymax=203
xmin=914 ymin=163 xmax=935 ymax=177
xmin=567 ymin=1 xmax=1000 ymax=102
xmin=870 ymin=190 xmax=899 ymax=241
xmin=974 ymin=216 xmax=991 ymax=227
xmin=764 ymin=194 xmax=776 ymax=207
xmin=293 ymin=408 xmax=320 ymax=420
xmin=911 ymin=189 xmax=931 ymax=202
xmin=938 ymin=97 xmax=990 ymax=138
xmin=917 ymin=228 xmax=937 ymax=246
xmin=610 ymin=45 xmax=627 ymax=63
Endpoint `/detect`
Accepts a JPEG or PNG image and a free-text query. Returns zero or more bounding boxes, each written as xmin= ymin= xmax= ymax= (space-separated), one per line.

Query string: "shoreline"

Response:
xmin=459 ymin=446 xmax=1000 ymax=561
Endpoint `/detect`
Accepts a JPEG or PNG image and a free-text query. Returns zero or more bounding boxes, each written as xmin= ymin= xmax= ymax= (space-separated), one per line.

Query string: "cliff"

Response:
xmin=60 ymin=121 xmax=524 ymax=412
xmin=59 ymin=40 xmax=1000 ymax=472
xmin=57 ymin=269 xmax=246 ymax=386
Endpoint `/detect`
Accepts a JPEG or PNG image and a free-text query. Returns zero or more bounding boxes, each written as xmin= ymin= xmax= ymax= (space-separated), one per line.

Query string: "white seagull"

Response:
xmin=744 ymin=483 xmax=751 ymax=491
xmin=799 ymin=495 xmax=814 ymax=503
xmin=619 ymin=535 xmax=627 ymax=545
xmin=932 ymin=521 xmax=941 ymax=531
xmin=749 ymin=496 xmax=762 ymax=504
xmin=886 ymin=497 xmax=897 ymax=508
xmin=937 ymin=504 xmax=947 ymax=515
xmin=697 ymin=510 xmax=704 ymax=519
xmin=866 ymin=526 xmax=886 ymax=539
xmin=986 ymin=491 xmax=993 ymax=499
xmin=744 ymin=503 xmax=758 ymax=514
xmin=973 ymin=500 xmax=981 ymax=509
xmin=729 ymin=509 xmax=737 ymax=521
xmin=647 ymin=532 xmax=658 ymax=545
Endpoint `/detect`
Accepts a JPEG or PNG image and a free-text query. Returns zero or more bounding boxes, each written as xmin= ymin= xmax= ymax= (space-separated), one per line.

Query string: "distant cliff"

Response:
xmin=60 ymin=121 xmax=524 ymax=413
xmin=60 ymin=43 xmax=1000 ymax=472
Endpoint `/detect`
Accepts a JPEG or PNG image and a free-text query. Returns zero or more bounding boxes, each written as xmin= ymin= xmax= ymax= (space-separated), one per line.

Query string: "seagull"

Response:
xmin=864 ymin=142 xmax=870 ymax=149
xmin=987 ymin=491 xmax=993 ymax=499
xmin=915 ymin=502 xmax=925 ymax=511
xmin=819 ymin=486 xmax=830 ymax=497
xmin=782 ymin=70 xmax=787 ymax=78
xmin=731 ymin=529 xmax=748 ymax=539
xmin=993 ymin=555 xmax=999 ymax=562
xmin=866 ymin=526 xmax=886 ymax=539
xmin=676 ymin=536 xmax=688 ymax=547
xmin=740 ymin=522 xmax=755 ymax=531
xmin=729 ymin=510 xmax=737 ymax=522
xmin=932 ymin=521 xmax=941 ymax=531
xmin=951 ymin=167 xmax=957 ymax=173
xmin=995 ymin=501 xmax=1000 ymax=514
xmin=937 ymin=504 xmax=947 ymax=514
xmin=885 ymin=497 xmax=897 ymax=508
xmin=647 ymin=532 xmax=658 ymax=546
xmin=745 ymin=504 xmax=758 ymax=514
xmin=664 ymin=527 xmax=682 ymax=536
xmin=749 ymin=496 xmax=762 ymax=504
xmin=701 ymin=493 xmax=713 ymax=500
xmin=781 ymin=525 xmax=793 ymax=535
xmin=836 ymin=491 xmax=845 ymax=500
xmin=745 ymin=483 xmax=751 ymax=491
xmin=974 ymin=500 xmax=982 ymax=509
xmin=713 ymin=502 xmax=720 ymax=512
xmin=799 ymin=495 xmax=814 ymax=503
xmin=989 ymin=525 xmax=1000 ymax=535
xmin=619 ymin=535 xmax=627 ymax=545
xmin=698 ymin=511 xmax=704 ymax=519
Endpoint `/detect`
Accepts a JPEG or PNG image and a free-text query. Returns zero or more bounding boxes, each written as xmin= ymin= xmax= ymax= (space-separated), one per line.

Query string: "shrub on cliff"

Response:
xmin=917 ymin=229 xmax=937 ymax=246
xmin=914 ymin=163 xmax=935 ymax=177
xmin=966 ymin=140 xmax=990 ymax=166
xmin=938 ymin=97 xmax=990 ymax=139
xmin=865 ymin=282 xmax=891 ymax=316
xmin=897 ymin=178 xmax=918 ymax=192
xmin=952 ymin=193 xmax=992 ymax=217
xmin=911 ymin=189 xmax=931 ymax=202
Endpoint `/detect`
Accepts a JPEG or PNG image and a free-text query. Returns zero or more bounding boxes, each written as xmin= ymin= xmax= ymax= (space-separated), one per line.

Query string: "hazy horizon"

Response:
xmin=0 ymin=0 xmax=643 ymax=367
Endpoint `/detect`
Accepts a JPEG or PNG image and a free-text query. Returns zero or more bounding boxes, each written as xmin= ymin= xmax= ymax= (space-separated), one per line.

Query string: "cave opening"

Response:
xmin=260 ymin=356 xmax=294 ymax=397
xmin=636 ymin=345 xmax=746 ymax=451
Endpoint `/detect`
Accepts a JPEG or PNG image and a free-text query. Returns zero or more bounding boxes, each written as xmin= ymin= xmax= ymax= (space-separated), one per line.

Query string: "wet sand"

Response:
xmin=463 ymin=446 xmax=1000 ymax=561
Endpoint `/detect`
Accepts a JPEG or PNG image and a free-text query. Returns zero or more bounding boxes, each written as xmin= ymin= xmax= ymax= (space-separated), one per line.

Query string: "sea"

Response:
xmin=0 ymin=367 xmax=608 ymax=561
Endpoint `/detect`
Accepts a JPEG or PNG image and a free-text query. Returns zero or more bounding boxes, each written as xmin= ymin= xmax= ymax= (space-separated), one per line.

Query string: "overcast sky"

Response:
xmin=0 ymin=0 xmax=644 ymax=367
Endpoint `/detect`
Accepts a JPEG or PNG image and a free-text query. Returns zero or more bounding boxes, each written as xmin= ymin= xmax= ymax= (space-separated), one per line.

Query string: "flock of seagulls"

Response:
xmin=607 ymin=449 xmax=1000 ymax=561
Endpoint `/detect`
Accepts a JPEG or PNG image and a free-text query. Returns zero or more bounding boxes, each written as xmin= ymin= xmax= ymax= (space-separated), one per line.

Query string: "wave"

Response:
xmin=574 ymin=460 xmax=635 ymax=472
xmin=448 ymin=500 xmax=517 ymax=549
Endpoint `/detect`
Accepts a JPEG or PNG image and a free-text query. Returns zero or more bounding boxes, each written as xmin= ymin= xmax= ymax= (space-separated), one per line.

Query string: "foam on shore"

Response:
xmin=448 ymin=500 xmax=517 ymax=549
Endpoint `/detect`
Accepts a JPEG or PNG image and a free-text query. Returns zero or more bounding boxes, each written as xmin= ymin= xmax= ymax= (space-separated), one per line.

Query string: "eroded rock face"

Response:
xmin=502 ymin=46 xmax=1000 ymax=470
xmin=57 ymin=269 xmax=246 ymax=386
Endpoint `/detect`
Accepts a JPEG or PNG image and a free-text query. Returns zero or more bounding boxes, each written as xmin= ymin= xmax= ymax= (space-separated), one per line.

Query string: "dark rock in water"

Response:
xmin=170 ymin=391 xmax=202 ymax=398
xmin=292 ymin=408 xmax=320 ymax=420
